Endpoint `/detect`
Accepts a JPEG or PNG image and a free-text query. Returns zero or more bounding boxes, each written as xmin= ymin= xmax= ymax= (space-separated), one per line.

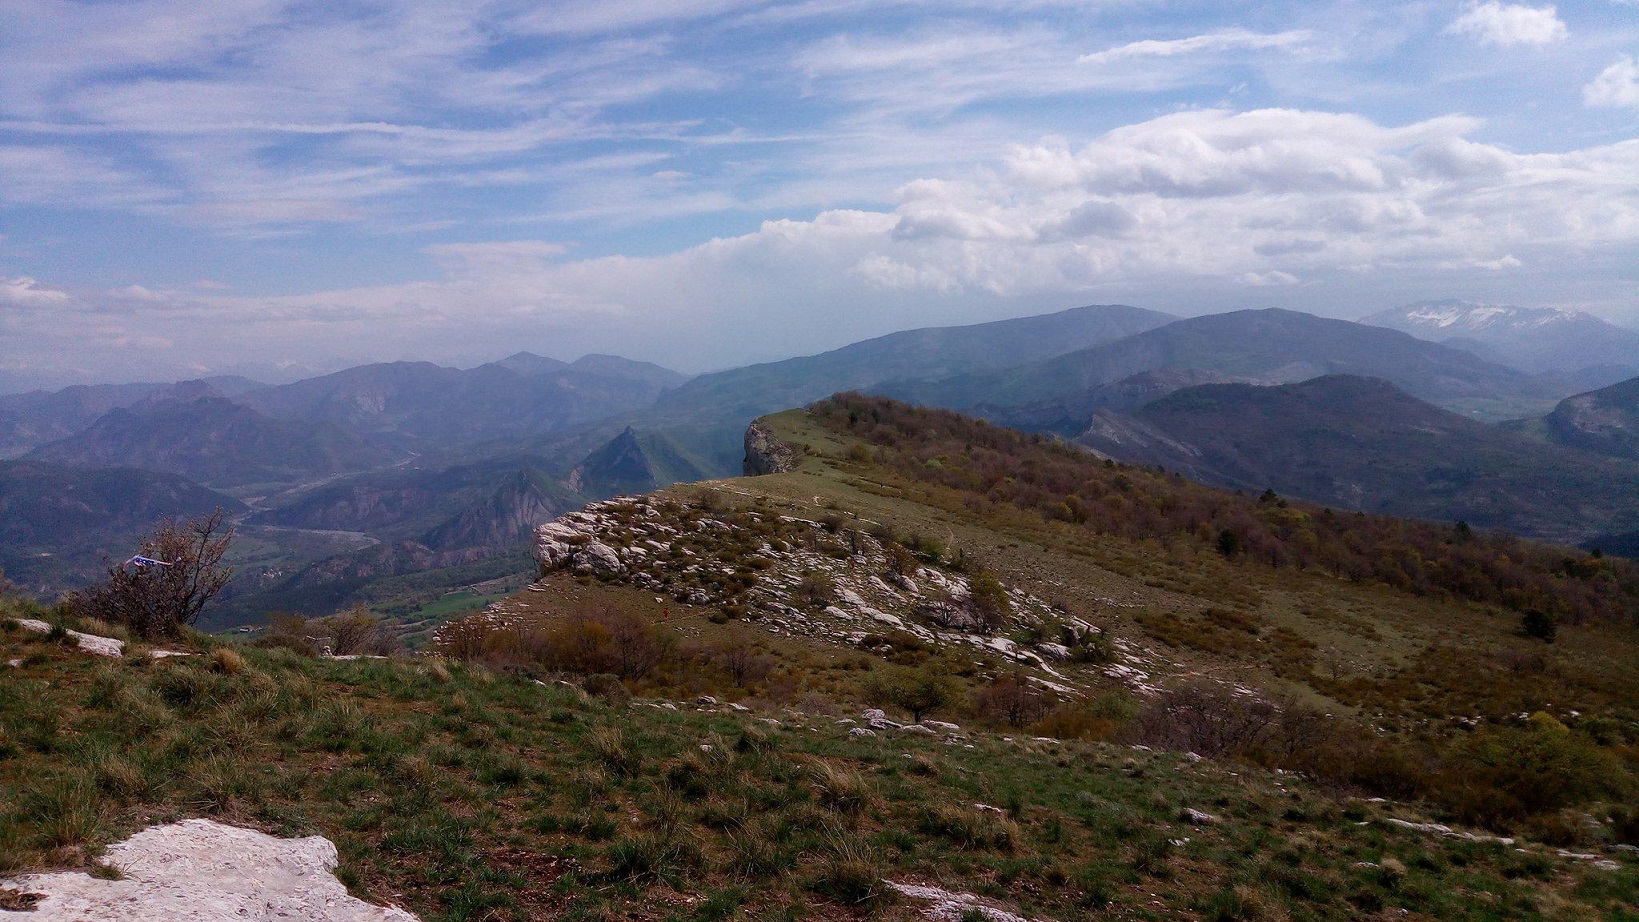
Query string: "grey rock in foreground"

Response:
xmin=0 ymin=818 xmax=418 ymax=921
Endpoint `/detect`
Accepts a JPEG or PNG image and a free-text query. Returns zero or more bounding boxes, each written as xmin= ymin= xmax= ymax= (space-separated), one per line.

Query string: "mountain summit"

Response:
xmin=1361 ymin=300 xmax=1639 ymax=386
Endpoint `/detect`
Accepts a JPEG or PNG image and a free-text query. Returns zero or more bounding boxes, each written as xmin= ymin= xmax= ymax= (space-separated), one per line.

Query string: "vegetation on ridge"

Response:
xmin=812 ymin=393 xmax=1639 ymax=627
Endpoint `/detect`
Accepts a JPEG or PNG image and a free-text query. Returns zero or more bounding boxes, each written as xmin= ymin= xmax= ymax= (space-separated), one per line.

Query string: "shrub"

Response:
xmin=968 ymin=571 xmax=1012 ymax=633
xmin=863 ymin=660 xmax=957 ymax=723
xmin=798 ymin=572 xmax=837 ymax=609
xmin=1520 ymin=610 xmax=1556 ymax=643
xmin=581 ymin=674 xmax=630 ymax=705
xmin=975 ymin=672 xmax=1049 ymax=728
xmin=1133 ymin=683 xmax=1278 ymax=758
xmin=65 ymin=509 xmax=233 ymax=640
xmin=1434 ymin=714 xmax=1628 ymax=827
xmin=318 ymin=607 xmax=393 ymax=656
xmin=256 ymin=613 xmax=316 ymax=656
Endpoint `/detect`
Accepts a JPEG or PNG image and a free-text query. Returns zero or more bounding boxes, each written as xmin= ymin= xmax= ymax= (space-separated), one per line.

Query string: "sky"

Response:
xmin=0 ymin=0 xmax=1636 ymax=389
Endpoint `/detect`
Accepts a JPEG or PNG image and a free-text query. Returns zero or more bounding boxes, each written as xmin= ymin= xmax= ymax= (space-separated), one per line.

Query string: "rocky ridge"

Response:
xmin=741 ymin=421 xmax=799 ymax=476
xmin=511 ymin=491 xmax=1162 ymax=697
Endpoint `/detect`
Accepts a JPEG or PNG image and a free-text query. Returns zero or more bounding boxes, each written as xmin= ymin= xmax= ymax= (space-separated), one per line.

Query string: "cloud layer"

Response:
xmin=7 ymin=106 xmax=1634 ymax=384
xmin=0 ymin=0 xmax=1635 ymax=387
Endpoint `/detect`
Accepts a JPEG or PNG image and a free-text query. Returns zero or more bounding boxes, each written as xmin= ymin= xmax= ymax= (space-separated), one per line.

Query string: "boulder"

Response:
xmin=915 ymin=599 xmax=983 ymax=632
xmin=570 ymin=541 xmax=625 ymax=575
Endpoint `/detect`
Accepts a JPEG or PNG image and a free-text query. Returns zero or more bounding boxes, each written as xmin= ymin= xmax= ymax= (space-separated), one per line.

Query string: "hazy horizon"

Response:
xmin=2 ymin=1 xmax=1636 ymax=390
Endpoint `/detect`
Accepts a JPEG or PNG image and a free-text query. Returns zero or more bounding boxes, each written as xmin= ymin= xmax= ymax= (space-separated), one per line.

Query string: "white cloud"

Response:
xmin=0 ymin=276 xmax=70 ymax=306
xmin=423 ymin=241 xmax=572 ymax=276
xmin=1078 ymin=29 xmax=1312 ymax=65
xmin=1241 ymin=270 xmax=1301 ymax=286
xmin=9 ymin=107 xmax=1632 ymax=380
xmin=1585 ymin=57 xmax=1639 ymax=109
xmin=1445 ymin=2 xmax=1567 ymax=47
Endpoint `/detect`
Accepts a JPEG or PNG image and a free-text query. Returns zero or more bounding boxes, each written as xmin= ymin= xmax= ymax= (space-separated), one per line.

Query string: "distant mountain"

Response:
xmin=648 ymin=304 xmax=1176 ymax=427
xmin=626 ymin=304 xmax=1178 ymax=475
xmin=1537 ymin=376 xmax=1639 ymax=461
xmin=0 ymin=376 xmax=272 ymax=459
xmin=241 ymin=353 xmax=686 ymax=447
xmin=0 ymin=382 xmax=166 ymax=457
xmin=418 ymin=468 xmax=582 ymax=553
xmin=565 ymin=354 xmax=689 ymax=391
xmin=27 ymin=389 xmax=397 ymax=488
xmin=1361 ymin=300 xmax=1639 ymax=385
xmin=567 ymin=427 xmax=712 ymax=498
xmin=987 ymin=369 xmax=1233 ymax=435
xmin=0 ymin=458 xmax=245 ymax=594
xmin=890 ymin=308 xmax=1562 ymax=419
xmin=1073 ymin=375 xmax=1639 ymax=544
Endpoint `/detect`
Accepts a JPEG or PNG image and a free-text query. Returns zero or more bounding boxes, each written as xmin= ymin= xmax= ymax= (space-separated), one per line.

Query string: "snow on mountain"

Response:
xmin=1360 ymin=300 xmax=1639 ymax=383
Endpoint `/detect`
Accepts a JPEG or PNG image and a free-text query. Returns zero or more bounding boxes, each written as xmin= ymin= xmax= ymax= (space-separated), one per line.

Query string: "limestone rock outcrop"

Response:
xmin=743 ymin=421 xmax=799 ymax=476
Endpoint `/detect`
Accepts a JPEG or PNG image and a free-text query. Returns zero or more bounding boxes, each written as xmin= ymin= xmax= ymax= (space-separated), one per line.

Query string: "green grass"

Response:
xmin=5 ymin=618 xmax=1634 ymax=921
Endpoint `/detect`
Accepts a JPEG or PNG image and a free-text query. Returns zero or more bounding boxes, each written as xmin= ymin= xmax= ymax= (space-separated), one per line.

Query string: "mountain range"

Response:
xmin=1361 ymin=299 xmax=1639 ymax=391
xmin=886 ymin=308 xmax=1560 ymax=421
xmin=7 ymin=299 xmax=1639 ymax=616
xmin=27 ymin=384 xmax=398 ymax=488
xmin=1071 ymin=375 xmax=1639 ymax=544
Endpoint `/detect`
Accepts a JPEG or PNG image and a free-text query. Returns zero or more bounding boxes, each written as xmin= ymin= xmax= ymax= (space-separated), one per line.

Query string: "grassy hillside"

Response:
xmin=3 ymin=610 xmax=1636 ymax=922
xmin=4 ymin=395 xmax=1638 ymax=920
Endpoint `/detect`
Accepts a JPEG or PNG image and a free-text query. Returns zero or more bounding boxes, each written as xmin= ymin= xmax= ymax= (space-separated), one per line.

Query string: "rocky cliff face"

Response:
xmin=742 ymin=421 xmax=798 ymax=476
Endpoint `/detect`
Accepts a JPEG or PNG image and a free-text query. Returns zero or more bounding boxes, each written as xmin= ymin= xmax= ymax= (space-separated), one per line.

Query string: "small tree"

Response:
xmin=968 ymin=570 xmax=1012 ymax=633
xmin=975 ymin=672 xmax=1048 ymax=728
xmin=884 ymin=542 xmax=919 ymax=578
xmin=320 ymin=607 xmax=381 ymax=656
xmin=866 ymin=660 xmax=957 ymax=723
xmin=798 ymin=571 xmax=837 ymax=609
xmin=69 ymin=509 xmax=234 ymax=639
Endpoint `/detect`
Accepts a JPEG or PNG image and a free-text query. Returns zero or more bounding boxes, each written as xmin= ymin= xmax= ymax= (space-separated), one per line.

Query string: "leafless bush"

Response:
xmin=67 ymin=509 xmax=233 ymax=639
xmin=1133 ymin=682 xmax=1279 ymax=758
xmin=975 ymin=672 xmax=1050 ymax=728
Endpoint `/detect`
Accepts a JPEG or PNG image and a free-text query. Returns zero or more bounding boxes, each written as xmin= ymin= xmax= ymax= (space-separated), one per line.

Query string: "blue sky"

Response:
xmin=1 ymin=0 xmax=1636 ymax=388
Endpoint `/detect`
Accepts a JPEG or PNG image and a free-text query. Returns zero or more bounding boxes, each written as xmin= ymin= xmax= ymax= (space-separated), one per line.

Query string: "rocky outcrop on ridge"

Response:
xmin=742 ymin=421 xmax=799 ymax=476
xmin=523 ymin=492 xmax=1158 ymax=695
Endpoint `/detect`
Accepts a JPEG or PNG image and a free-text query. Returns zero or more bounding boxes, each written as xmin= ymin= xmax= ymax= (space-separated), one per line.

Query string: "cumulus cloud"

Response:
xmin=1445 ymin=2 xmax=1567 ymax=47
xmin=1241 ymin=270 xmax=1300 ymax=286
xmin=9 ymin=106 xmax=1633 ymax=382
xmin=1585 ymin=57 xmax=1639 ymax=109
xmin=1078 ymin=29 xmax=1312 ymax=65
xmin=0 ymin=276 xmax=70 ymax=306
